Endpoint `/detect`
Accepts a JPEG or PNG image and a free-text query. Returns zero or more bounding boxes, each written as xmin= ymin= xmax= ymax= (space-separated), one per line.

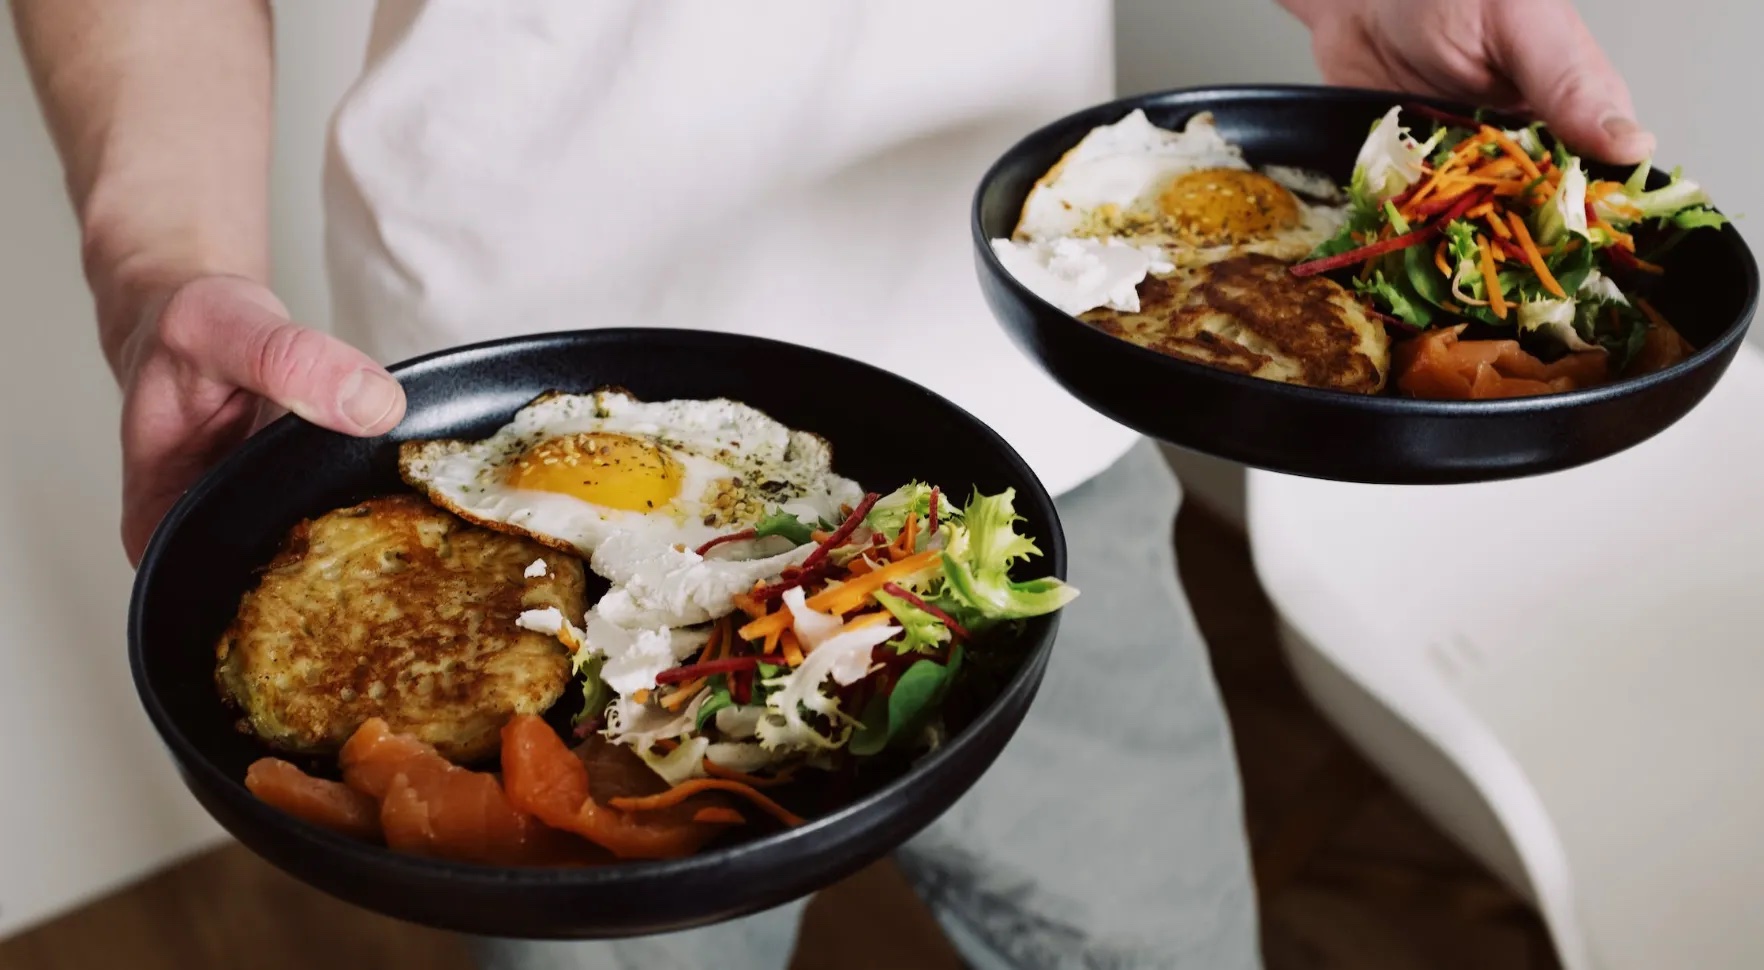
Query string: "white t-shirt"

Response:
xmin=324 ymin=0 xmax=1139 ymax=496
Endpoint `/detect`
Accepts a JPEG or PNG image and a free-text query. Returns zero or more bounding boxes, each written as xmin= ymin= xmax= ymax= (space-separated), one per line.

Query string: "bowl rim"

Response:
xmin=128 ymin=326 xmax=1068 ymax=888
xmin=971 ymin=82 xmax=1760 ymax=416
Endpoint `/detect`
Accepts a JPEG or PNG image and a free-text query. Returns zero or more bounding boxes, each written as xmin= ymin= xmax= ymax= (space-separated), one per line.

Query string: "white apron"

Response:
xmin=323 ymin=0 xmax=1138 ymax=497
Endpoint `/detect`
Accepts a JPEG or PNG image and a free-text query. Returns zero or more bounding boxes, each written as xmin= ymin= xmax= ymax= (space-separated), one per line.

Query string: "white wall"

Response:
xmin=0 ymin=1 xmax=371 ymax=938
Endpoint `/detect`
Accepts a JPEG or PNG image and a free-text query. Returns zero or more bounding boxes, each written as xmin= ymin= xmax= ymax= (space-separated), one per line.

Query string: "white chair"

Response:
xmin=1247 ymin=343 xmax=1764 ymax=970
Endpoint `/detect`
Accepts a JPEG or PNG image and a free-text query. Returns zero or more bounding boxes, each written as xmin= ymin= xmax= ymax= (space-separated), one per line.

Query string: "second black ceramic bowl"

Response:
xmin=974 ymin=85 xmax=1759 ymax=484
xmin=128 ymin=329 xmax=1065 ymax=938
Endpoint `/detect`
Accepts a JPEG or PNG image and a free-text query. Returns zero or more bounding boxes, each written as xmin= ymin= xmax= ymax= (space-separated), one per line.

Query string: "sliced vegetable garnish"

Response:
xmin=607 ymin=779 xmax=805 ymax=828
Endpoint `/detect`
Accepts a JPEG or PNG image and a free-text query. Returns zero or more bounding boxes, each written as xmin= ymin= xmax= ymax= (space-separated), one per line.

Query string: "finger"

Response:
xmin=1490 ymin=0 xmax=1654 ymax=164
xmin=158 ymin=276 xmax=406 ymax=436
xmin=120 ymin=374 xmax=259 ymax=565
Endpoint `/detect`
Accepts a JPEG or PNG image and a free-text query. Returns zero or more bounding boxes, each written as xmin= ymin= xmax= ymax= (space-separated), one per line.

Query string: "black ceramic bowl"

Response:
xmin=128 ymin=329 xmax=1065 ymax=938
xmin=974 ymin=84 xmax=1759 ymax=484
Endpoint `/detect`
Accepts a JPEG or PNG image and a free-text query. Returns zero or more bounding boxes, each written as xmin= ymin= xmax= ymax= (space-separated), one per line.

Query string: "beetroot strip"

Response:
xmin=746 ymin=563 xmax=829 ymax=605
xmin=1291 ymin=188 xmax=1491 ymax=278
xmin=655 ymin=654 xmax=786 ymax=685
xmin=800 ymin=492 xmax=880 ymax=572
xmin=880 ymin=582 xmax=970 ymax=641
xmin=1404 ymin=102 xmax=1486 ymax=131
xmin=694 ymin=528 xmax=757 ymax=557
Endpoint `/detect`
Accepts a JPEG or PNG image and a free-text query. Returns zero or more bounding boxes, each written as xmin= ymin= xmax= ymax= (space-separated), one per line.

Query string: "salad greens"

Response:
xmin=573 ymin=482 xmax=1076 ymax=784
xmin=1297 ymin=105 xmax=1728 ymax=380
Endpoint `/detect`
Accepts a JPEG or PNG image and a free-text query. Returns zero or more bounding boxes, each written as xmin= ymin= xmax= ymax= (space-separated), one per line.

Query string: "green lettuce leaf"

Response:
xmin=864 ymin=482 xmax=953 ymax=539
xmin=571 ymin=653 xmax=612 ymax=726
xmin=695 ymin=686 xmax=735 ymax=731
xmin=1309 ymin=199 xmax=1385 ymax=259
xmin=1536 ymin=157 xmax=1589 ymax=247
xmin=939 ymin=489 xmax=1078 ymax=621
xmin=751 ymin=510 xmax=815 ymax=546
xmin=1355 ymin=267 xmax=1435 ymax=327
xmin=1595 ymin=164 xmax=1718 ymax=228
xmin=1672 ymin=207 xmax=1730 ymax=231
xmin=874 ymin=588 xmax=952 ymax=655
xmin=848 ymin=646 xmax=964 ymax=757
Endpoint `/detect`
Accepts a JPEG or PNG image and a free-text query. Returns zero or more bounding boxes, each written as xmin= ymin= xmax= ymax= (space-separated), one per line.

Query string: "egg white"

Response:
xmin=1012 ymin=109 xmax=1348 ymax=267
xmin=400 ymin=389 xmax=863 ymax=560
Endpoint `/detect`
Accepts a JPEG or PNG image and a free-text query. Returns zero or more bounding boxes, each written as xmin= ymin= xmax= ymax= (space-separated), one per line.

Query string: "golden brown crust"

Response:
xmin=215 ymin=495 xmax=587 ymax=762
xmin=1083 ymin=253 xmax=1389 ymax=393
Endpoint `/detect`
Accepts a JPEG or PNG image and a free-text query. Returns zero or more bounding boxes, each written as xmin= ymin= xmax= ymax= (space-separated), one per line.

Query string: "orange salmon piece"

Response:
xmin=246 ymin=758 xmax=381 ymax=841
xmin=1396 ymin=324 xmax=1608 ymax=400
xmin=500 ymin=714 xmax=733 ymax=860
xmin=339 ymin=717 xmax=599 ymax=867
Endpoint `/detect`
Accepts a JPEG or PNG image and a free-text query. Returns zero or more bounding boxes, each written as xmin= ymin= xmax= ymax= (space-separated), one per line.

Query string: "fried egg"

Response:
xmin=1010 ymin=109 xmax=1346 ymax=267
xmin=400 ymin=390 xmax=862 ymax=560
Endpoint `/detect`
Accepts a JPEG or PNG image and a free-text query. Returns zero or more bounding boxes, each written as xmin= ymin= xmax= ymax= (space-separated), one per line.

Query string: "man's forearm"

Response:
xmin=10 ymin=0 xmax=274 ymax=372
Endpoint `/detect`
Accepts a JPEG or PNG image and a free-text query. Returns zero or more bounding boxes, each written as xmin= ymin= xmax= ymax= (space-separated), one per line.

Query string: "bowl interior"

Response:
xmin=976 ymin=86 xmax=1755 ymax=361
xmin=130 ymin=328 xmax=1064 ymax=885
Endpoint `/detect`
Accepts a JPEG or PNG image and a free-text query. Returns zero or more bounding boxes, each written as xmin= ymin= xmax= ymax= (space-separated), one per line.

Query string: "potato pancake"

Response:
xmin=1082 ymin=253 xmax=1390 ymax=393
xmin=216 ymin=495 xmax=587 ymax=762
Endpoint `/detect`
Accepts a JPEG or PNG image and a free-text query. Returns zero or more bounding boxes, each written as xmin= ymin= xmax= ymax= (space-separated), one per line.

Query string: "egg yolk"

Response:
xmin=1157 ymin=169 xmax=1301 ymax=243
xmin=505 ymin=432 xmax=681 ymax=512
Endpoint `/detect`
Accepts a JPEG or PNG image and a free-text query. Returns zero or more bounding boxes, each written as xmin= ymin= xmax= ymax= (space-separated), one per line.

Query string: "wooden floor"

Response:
xmin=0 ymin=503 xmax=1559 ymax=970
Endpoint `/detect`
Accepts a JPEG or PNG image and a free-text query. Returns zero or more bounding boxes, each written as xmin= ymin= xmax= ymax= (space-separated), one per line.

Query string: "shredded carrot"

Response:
xmin=1590 ymin=215 xmax=1633 ymax=249
xmin=810 ymin=549 xmax=941 ymax=617
xmin=762 ymin=624 xmax=783 ymax=656
xmin=692 ymin=806 xmax=747 ymax=825
xmin=609 ymin=779 xmax=806 ymax=827
xmin=1434 ymin=241 xmax=1452 ymax=278
xmin=733 ymin=590 xmax=767 ymax=619
xmin=1629 ymin=255 xmax=1665 ymax=274
xmin=663 ymin=620 xmax=728 ymax=707
xmin=739 ymin=549 xmax=941 ymax=643
xmin=1483 ymin=126 xmax=1542 ymax=181
xmin=1446 ymin=175 xmax=1517 ymax=189
xmin=1477 ymin=234 xmax=1508 ymax=319
xmin=632 ymin=689 xmax=650 ymax=704
xmin=1440 ymin=300 xmax=1464 ymax=314
xmin=780 ymin=629 xmax=804 ymax=667
xmin=845 ymin=556 xmax=875 ymax=577
xmin=1483 ymin=211 xmax=1510 ymax=239
xmin=661 ymin=680 xmax=706 ymax=710
xmin=888 ymin=514 xmax=919 ymax=561
xmin=1410 ymin=137 xmax=1484 ymax=207
xmin=1478 ymin=157 xmax=1523 ymax=179
xmin=1506 ymin=212 xmax=1565 ymax=298
xmin=1463 ymin=202 xmax=1495 ymax=219
xmin=704 ymin=759 xmax=797 ymax=789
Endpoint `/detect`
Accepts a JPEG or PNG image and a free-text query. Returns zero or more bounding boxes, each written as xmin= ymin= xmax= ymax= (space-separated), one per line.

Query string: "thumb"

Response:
xmin=159 ymin=275 xmax=406 ymax=436
xmin=1492 ymin=0 xmax=1655 ymax=165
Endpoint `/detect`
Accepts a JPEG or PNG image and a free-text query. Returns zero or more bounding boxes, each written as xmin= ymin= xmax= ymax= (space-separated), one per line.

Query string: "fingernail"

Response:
xmin=1601 ymin=112 xmax=1652 ymax=147
xmin=338 ymin=369 xmax=403 ymax=433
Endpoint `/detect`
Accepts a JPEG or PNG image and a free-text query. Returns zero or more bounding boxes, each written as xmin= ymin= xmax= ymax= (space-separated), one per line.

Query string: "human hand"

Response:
xmin=1283 ymin=0 xmax=1655 ymax=164
xmin=111 ymin=275 xmax=406 ymax=563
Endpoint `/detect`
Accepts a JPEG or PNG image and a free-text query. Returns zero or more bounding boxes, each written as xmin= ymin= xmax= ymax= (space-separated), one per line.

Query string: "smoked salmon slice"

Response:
xmin=246 ymin=758 xmax=381 ymax=841
xmin=1395 ymin=324 xmax=1609 ymax=400
xmin=500 ymin=714 xmax=736 ymax=860
xmin=339 ymin=717 xmax=600 ymax=867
